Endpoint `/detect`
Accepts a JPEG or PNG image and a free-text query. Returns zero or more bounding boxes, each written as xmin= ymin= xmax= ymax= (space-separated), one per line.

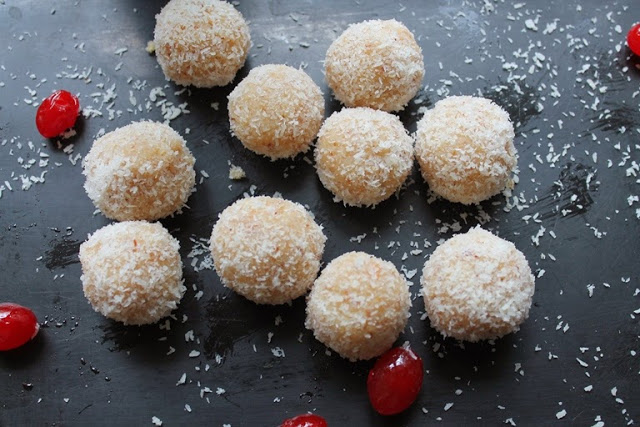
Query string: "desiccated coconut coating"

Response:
xmin=79 ymin=221 xmax=186 ymax=326
xmin=421 ymin=227 xmax=535 ymax=342
xmin=325 ymin=19 xmax=424 ymax=112
xmin=154 ymin=0 xmax=251 ymax=87
xmin=314 ymin=107 xmax=414 ymax=207
xmin=228 ymin=64 xmax=324 ymax=160
xmin=305 ymin=252 xmax=411 ymax=361
xmin=414 ymin=96 xmax=517 ymax=205
xmin=210 ymin=196 xmax=327 ymax=305
xmin=83 ymin=121 xmax=196 ymax=222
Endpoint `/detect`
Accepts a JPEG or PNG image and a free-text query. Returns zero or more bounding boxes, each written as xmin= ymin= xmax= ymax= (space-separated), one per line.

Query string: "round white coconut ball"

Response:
xmin=325 ymin=19 xmax=424 ymax=112
xmin=210 ymin=196 xmax=326 ymax=305
xmin=421 ymin=227 xmax=535 ymax=342
xmin=83 ymin=121 xmax=196 ymax=222
xmin=79 ymin=221 xmax=186 ymax=326
xmin=305 ymin=251 xmax=411 ymax=361
xmin=154 ymin=0 xmax=251 ymax=87
xmin=414 ymin=96 xmax=517 ymax=204
xmin=228 ymin=64 xmax=324 ymax=160
xmin=314 ymin=107 xmax=414 ymax=207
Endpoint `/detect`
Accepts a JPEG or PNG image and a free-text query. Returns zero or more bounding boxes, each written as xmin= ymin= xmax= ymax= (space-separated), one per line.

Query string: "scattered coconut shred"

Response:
xmin=1 ymin=0 xmax=638 ymax=425
xmin=228 ymin=164 xmax=246 ymax=180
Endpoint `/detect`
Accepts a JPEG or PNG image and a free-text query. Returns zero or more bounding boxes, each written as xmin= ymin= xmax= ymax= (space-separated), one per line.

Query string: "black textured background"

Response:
xmin=1 ymin=0 xmax=639 ymax=426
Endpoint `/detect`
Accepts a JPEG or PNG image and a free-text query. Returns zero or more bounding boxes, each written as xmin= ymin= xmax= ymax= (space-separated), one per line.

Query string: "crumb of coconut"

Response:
xmin=229 ymin=165 xmax=246 ymax=180
xmin=62 ymin=129 xmax=77 ymax=140
xmin=146 ymin=40 xmax=156 ymax=54
xmin=152 ymin=416 xmax=163 ymax=426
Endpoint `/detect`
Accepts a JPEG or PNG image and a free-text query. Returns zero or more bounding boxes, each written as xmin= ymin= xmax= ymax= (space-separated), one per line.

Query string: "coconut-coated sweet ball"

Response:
xmin=79 ymin=221 xmax=186 ymax=326
xmin=154 ymin=0 xmax=251 ymax=87
xmin=228 ymin=64 xmax=324 ymax=160
xmin=325 ymin=19 xmax=424 ymax=112
xmin=210 ymin=196 xmax=326 ymax=305
xmin=414 ymin=96 xmax=517 ymax=204
xmin=314 ymin=107 xmax=414 ymax=207
xmin=83 ymin=121 xmax=196 ymax=222
xmin=305 ymin=252 xmax=411 ymax=361
xmin=421 ymin=227 xmax=535 ymax=342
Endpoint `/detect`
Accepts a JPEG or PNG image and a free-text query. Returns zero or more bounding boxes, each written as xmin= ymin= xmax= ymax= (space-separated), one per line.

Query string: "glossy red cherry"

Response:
xmin=281 ymin=413 xmax=327 ymax=427
xmin=367 ymin=346 xmax=423 ymax=415
xmin=628 ymin=23 xmax=640 ymax=56
xmin=0 ymin=303 xmax=39 ymax=351
xmin=35 ymin=90 xmax=80 ymax=138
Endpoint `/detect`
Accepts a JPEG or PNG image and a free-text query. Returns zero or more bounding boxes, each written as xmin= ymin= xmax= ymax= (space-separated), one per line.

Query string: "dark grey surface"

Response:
xmin=1 ymin=0 xmax=639 ymax=426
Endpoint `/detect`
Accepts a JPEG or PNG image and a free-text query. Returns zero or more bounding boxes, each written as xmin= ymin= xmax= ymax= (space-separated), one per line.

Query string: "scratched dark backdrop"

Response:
xmin=1 ymin=0 xmax=639 ymax=426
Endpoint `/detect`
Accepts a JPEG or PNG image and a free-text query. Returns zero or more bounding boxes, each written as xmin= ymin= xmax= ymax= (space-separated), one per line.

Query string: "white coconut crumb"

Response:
xmin=525 ymin=19 xmax=539 ymax=32
xmin=576 ymin=358 xmax=589 ymax=367
xmin=145 ymin=41 xmax=156 ymax=54
xmin=184 ymin=404 xmax=192 ymax=413
xmin=349 ymin=233 xmax=367 ymax=243
xmin=229 ymin=165 xmax=246 ymax=180
xmin=556 ymin=409 xmax=567 ymax=419
xmin=271 ymin=347 xmax=285 ymax=358
xmin=176 ymin=373 xmax=187 ymax=386
xmin=188 ymin=350 xmax=200 ymax=358
xmin=584 ymin=385 xmax=593 ymax=392
xmin=444 ymin=402 xmax=454 ymax=411
xmin=151 ymin=416 xmax=162 ymax=426
xmin=200 ymin=387 xmax=212 ymax=398
xmin=216 ymin=387 xmax=226 ymax=395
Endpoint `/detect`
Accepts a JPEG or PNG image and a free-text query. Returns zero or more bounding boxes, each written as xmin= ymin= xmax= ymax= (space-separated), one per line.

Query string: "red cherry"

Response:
xmin=281 ymin=413 xmax=327 ymax=427
xmin=367 ymin=346 xmax=423 ymax=415
xmin=0 ymin=303 xmax=39 ymax=351
xmin=628 ymin=23 xmax=640 ymax=56
xmin=35 ymin=90 xmax=80 ymax=138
